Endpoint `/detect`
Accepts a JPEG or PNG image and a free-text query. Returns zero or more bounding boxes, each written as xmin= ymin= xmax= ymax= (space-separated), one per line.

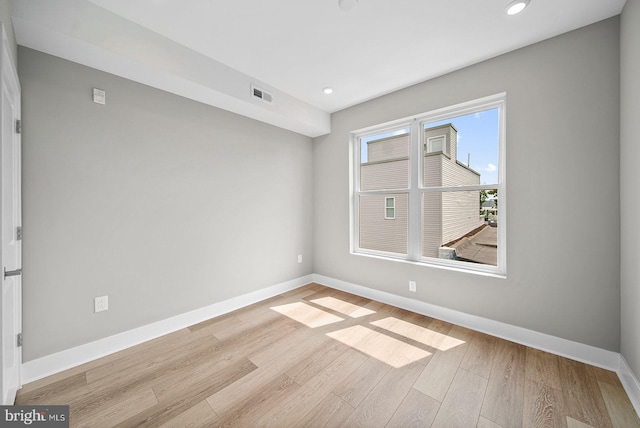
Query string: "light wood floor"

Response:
xmin=16 ymin=283 xmax=640 ymax=427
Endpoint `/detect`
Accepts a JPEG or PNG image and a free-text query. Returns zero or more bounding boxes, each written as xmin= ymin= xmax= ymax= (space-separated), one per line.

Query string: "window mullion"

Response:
xmin=351 ymin=135 xmax=360 ymax=254
xmin=408 ymin=119 xmax=422 ymax=260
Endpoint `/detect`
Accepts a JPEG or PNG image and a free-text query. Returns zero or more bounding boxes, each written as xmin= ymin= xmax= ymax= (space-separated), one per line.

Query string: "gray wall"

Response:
xmin=19 ymin=47 xmax=314 ymax=361
xmin=0 ymin=0 xmax=16 ymax=67
xmin=314 ymin=18 xmax=621 ymax=351
xmin=621 ymin=0 xmax=640 ymax=377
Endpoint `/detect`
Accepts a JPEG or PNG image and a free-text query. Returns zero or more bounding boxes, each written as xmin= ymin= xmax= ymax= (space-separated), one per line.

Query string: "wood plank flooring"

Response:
xmin=16 ymin=283 xmax=640 ymax=427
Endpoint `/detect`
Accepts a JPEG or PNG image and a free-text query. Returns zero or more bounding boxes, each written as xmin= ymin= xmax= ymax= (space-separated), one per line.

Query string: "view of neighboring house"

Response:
xmin=359 ymin=132 xmax=410 ymax=255
xmin=481 ymin=198 xmax=498 ymax=220
xmin=360 ymin=124 xmax=485 ymax=258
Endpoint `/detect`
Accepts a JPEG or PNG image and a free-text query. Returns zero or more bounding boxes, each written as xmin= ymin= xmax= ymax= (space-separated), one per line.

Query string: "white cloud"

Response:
xmin=483 ymin=163 xmax=497 ymax=172
xmin=474 ymin=112 xmax=481 ymax=119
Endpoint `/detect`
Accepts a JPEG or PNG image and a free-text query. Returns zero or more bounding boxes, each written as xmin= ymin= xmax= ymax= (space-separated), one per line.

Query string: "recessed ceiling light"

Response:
xmin=505 ymin=0 xmax=530 ymax=15
xmin=339 ymin=0 xmax=358 ymax=11
xmin=323 ymin=87 xmax=334 ymax=95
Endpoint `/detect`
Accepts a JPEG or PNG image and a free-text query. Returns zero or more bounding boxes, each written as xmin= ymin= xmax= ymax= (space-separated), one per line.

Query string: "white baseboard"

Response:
xmin=312 ymin=274 xmax=620 ymax=370
xmin=21 ymin=275 xmax=313 ymax=384
xmin=619 ymin=355 xmax=640 ymax=417
xmin=21 ymin=271 xmax=640 ymax=420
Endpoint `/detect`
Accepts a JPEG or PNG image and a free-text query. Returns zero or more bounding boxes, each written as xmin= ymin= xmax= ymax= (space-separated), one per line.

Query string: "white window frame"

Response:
xmin=385 ymin=197 xmax=396 ymax=219
xmin=350 ymin=93 xmax=507 ymax=277
xmin=426 ymin=135 xmax=446 ymax=154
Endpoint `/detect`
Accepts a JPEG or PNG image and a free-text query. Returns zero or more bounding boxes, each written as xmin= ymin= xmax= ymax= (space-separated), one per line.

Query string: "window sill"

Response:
xmin=351 ymin=250 xmax=507 ymax=279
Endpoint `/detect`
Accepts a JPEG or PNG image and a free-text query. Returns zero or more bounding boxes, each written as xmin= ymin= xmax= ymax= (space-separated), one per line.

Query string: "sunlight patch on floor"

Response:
xmin=370 ymin=317 xmax=465 ymax=351
xmin=327 ymin=325 xmax=431 ymax=368
xmin=271 ymin=302 xmax=344 ymax=328
xmin=309 ymin=296 xmax=376 ymax=318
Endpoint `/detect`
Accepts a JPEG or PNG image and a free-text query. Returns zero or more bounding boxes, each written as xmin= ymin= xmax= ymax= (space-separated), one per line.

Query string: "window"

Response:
xmin=385 ymin=197 xmax=396 ymax=219
xmin=351 ymin=94 xmax=506 ymax=276
xmin=426 ymin=135 xmax=446 ymax=155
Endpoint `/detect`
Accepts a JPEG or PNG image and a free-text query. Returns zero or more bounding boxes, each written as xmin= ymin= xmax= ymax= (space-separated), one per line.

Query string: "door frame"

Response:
xmin=0 ymin=22 xmax=22 ymax=405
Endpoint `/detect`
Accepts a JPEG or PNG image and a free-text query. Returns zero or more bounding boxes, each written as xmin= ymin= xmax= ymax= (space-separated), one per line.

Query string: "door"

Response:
xmin=0 ymin=24 xmax=21 ymax=405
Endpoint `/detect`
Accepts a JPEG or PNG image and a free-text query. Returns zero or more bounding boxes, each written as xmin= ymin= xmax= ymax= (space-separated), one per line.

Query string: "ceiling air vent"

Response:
xmin=251 ymin=85 xmax=273 ymax=103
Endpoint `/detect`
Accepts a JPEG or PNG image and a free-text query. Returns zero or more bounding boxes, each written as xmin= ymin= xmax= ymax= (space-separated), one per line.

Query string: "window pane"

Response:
xmin=426 ymin=136 xmax=444 ymax=153
xmin=360 ymin=129 xmax=410 ymax=191
xmin=423 ymin=108 xmax=499 ymax=188
xmin=359 ymin=193 xmax=408 ymax=255
xmin=422 ymin=189 xmax=498 ymax=266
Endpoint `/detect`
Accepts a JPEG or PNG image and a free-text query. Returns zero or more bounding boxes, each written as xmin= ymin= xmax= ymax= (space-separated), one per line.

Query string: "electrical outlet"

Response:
xmin=298 ymin=254 xmax=303 ymax=263
xmin=95 ymin=296 xmax=108 ymax=313
xmin=93 ymin=88 xmax=106 ymax=105
xmin=409 ymin=281 xmax=417 ymax=292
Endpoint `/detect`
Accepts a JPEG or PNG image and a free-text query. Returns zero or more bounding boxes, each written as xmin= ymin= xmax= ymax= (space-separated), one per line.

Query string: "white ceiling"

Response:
xmin=12 ymin=0 xmax=626 ymax=137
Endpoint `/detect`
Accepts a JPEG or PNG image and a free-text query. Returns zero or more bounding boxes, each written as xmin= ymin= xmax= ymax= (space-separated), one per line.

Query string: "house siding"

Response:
xmin=422 ymin=192 xmax=443 ymax=257
xmin=442 ymin=160 xmax=479 ymax=187
xmin=441 ymin=191 xmax=484 ymax=245
xmin=424 ymin=154 xmax=443 ymax=187
xmin=359 ymin=193 xmax=408 ymax=254
xmin=367 ymin=134 xmax=409 ymax=162
xmin=422 ymin=126 xmax=482 ymax=254
xmin=440 ymin=163 xmax=483 ymax=245
xmin=361 ymin=159 xmax=409 ymax=190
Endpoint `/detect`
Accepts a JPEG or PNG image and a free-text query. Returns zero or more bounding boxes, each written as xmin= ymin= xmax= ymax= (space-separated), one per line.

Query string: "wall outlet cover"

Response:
xmin=95 ymin=296 xmax=108 ymax=313
xmin=93 ymin=88 xmax=106 ymax=105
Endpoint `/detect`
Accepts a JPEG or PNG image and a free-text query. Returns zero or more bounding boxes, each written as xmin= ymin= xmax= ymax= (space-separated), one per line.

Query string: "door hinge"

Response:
xmin=15 ymin=119 xmax=21 ymax=134
xmin=16 ymin=226 xmax=22 ymax=241
xmin=17 ymin=333 xmax=22 ymax=347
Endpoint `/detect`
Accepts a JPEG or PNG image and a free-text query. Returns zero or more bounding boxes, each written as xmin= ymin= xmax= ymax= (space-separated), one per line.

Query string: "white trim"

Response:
xmin=426 ymin=135 xmax=446 ymax=154
xmin=312 ymin=274 xmax=620 ymax=370
xmin=351 ymin=94 xmax=506 ymax=277
xmin=619 ymin=355 xmax=640 ymax=417
xmin=21 ymin=275 xmax=312 ymax=384
xmin=409 ymin=119 xmax=422 ymax=259
xmin=0 ymin=22 xmax=22 ymax=406
xmin=384 ymin=196 xmax=396 ymax=219
xmin=20 ymin=272 xmax=640 ymax=419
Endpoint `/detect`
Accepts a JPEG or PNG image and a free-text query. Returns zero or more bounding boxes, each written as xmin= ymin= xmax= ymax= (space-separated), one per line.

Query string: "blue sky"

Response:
xmin=360 ymin=107 xmax=500 ymax=185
